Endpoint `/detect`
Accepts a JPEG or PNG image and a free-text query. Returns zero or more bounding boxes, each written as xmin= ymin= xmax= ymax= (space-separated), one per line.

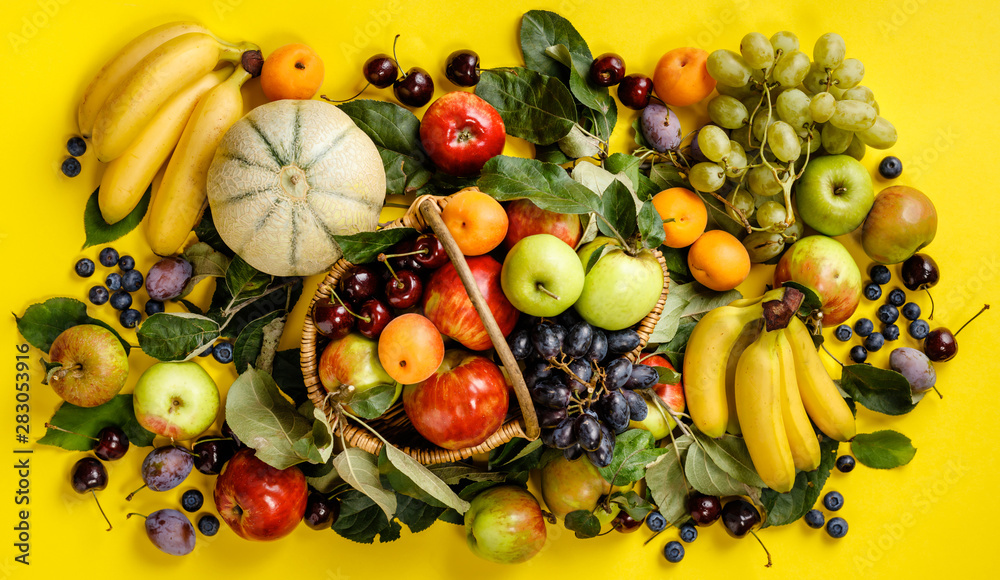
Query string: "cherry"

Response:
xmin=342 ymin=265 xmax=382 ymax=306
xmin=901 ymin=253 xmax=940 ymax=318
xmin=590 ymin=52 xmax=626 ymax=87
xmin=71 ymin=457 xmax=112 ymax=531
xmin=617 ymin=74 xmax=654 ymax=110
xmin=394 ymin=67 xmax=434 ymax=107
xmin=720 ymin=499 xmax=761 ymax=539
xmin=611 ymin=510 xmax=643 ymax=533
xmin=364 ymin=54 xmax=399 ymax=88
xmin=303 ymin=491 xmax=339 ymax=530
xmin=385 ymin=239 xmax=423 ymax=273
xmin=192 ymin=436 xmax=238 ymax=475
xmin=687 ymin=492 xmax=722 ymax=526
xmin=43 ymin=423 xmax=129 ymax=461
xmin=385 ymin=270 xmax=423 ymax=309
xmin=356 ymin=297 xmax=393 ymax=338
xmin=312 ymin=296 xmax=355 ymax=339
xmin=924 ymin=304 xmax=989 ymax=362
xmin=446 ymin=49 xmax=481 ymax=87
xmin=221 ymin=420 xmax=244 ymax=448
xmin=411 ymin=234 xmax=449 ymax=269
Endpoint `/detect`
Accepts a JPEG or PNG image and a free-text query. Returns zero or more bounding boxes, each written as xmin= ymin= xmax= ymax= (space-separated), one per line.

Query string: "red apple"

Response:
xmin=503 ymin=199 xmax=582 ymax=251
xmin=403 ymin=350 xmax=509 ymax=450
xmin=213 ymin=449 xmax=308 ymax=541
xmin=465 ymin=485 xmax=547 ymax=564
xmin=419 ymin=91 xmax=506 ymax=176
xmin=422 ymin=255 xmax=519 ymax=351
xmin=773 ymin=235 xmax=862 ymax=326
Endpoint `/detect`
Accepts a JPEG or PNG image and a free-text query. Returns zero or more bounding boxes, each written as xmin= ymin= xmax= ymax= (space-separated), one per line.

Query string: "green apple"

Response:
xmin=500 ymin=233 xmax=585 ymax=317
xmin=134 ymin=361 xmax=220 ymax=440
xmin=43 ymin=324 xmax=128 ymax=407
xmin=573 ymin=237 xmax=664 ymax=331
xmin=861 ymin=185 xmax=938 ymax=264
xmin=795 ymin=154 xmax=874 ymax=236
xmin=464 ymin=485 xmax=547 ymax=564
xmin=318 ymin=332 xmax=401 ymax=415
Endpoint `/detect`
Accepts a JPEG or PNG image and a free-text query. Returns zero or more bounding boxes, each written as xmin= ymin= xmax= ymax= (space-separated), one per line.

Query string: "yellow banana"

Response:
xmin=98 ymin=67 xmax=231 ymax=224
xmin=91 ymin=33 xmax=250 ymax=162
xmin=785 ymin=317 xmax=856 ymax=442
xmin=78 ymin=22 xmax=209 ymax=139
xmin=776 ymin=330 xmax=821 ymax=471
xmin=722 ymin=319 xmax=763 ymax=435
xmin=146 ymin=66 xmax=252 ymax=256
xmin=735 ymin=329 xmax=795 ymax=493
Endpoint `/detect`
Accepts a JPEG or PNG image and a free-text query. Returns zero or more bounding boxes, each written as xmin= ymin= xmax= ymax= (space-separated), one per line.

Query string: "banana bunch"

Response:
xmin=78 ymin=22 xmax=259 ymax=255
xmin=683 ymin=290 xmax=855 ymax=493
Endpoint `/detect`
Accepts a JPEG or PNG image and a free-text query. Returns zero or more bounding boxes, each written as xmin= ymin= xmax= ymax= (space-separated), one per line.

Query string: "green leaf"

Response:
xmin=487 ymin=438 xmax=543 ymax=472
xmin=370 ymin=433 xmax=472 ymax=514
xmin=605 ymin=153 xmax=643 ymax=191
xmin=394 ymin=494 xmax=446 ymax=534
xmin=660 ymin=246 xmax=691 ymax=280
xmin=597 ymin=428 xmax=667 ymax=486
xmin=637 ymin=174 xmax=662 ymax=203
xmin=519 ymin=10 xmax=592 ymax=79
xmin=534 ymin=143 xmax=573 ymax=164
xmin=851 ymin=430 xmax=917 ymax=469
xmin=839 ymin=364 xmax=917 ymax=415
xmin=564 ymin=510 xmax=601 ymax=539
xmin=333 ymin=448 xmax=398 ymax=521
xmin=429 ymin=464 xmax=508 ymax=485
xmin=598 ymin=179 xmax=636 ymax=242
xmin=437 ymin=509 xmax=465 ymax=526
xmin=14 ymin=297 xmax=130 ymax=355
xmin=478 ymin=155 xmax=601 ymax=214
xmin=781 ymin=281 xmax=824 ymax=318
xmin=649 ymin=163 xmax=689 ymax=190
xmin=225 ymin=256 xmax=272 ymax=305
xmin=225 ymin=367 xmax=319 ymax=469
xmin=543 ymin=44 xmax=617 ymax=142
xmin=579 ymin=98 xmax=617 ymax=143
xmin=475 ymin=68 xmax=577 ymax=145
xmin=379 ymin=449 xmax=447 ymax=508
xmin=136 ymin=313 xmax=220 ymax=361
xmin=348 ymin=384 xmax=399 ymax=420
xmin=332 ymin=489 xmax=401 ymax=544
xmin=695 ymin=433 xmax=767 ymax=488
xmin=644 ymin=434 xmax=693 ymax=525
xmin=652 ymin=366 xmax=682 ymax=385
xmin=637 ymin=200 xmax=666 ymax=250
xmin=81 ymin=186 xmax=151 ymax=249
xmin=179 ymin=242 xmax=231 ymax=300
xmin=232 ymin=311 xmax=284 ymax=373
xmin=332 ymin=228 xmax=418 ymax=264
xmin=271 ymin=349 xmax=309 ymax=408
xmin=37 ymin=395 xmax=155 ymax=450
xmin=680 ymin=285 xmax=743 ymax=319
xmin=653 ymin=320 xmax=697 ymax=369
xmin=219 ymin=278 xmax=302 ymax=341
xmin=610 ymin=489 xmax=655 ymax=521
xmin=646 ymin=279 xmax=697 ymax=344
xmin=685 ymin=435 xmax=760 ymax=497
xmin=584 ymin=242 xmax=610 ymax=275
xmin=338 ymin=99 xmax=433 ymax=196
xmin=556 ymin=123 xmax=602 ymax=159
xmin=760 ymin=437 xmax=840 ymax=527
xmin=632 ymin=117 xmax=652 ymax=149
xmin=193 ymin=208 xmax=235 ymax=257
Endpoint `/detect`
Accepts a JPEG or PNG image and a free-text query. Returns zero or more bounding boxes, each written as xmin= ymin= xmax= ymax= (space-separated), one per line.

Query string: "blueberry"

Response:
xmin=901 ymin=302 xmax=921 ymax=321
xmin=877 ymin=304 xmax=899 ymax=324
xmin=826 ymin=516 xmax=848 ymax=538
xmin=213 ymin=341 xmax=234 ymax=364
xmin=109 ymin=290 xmax=132 ymax=311
xmin=199 ymin=344 xmax=215 ymax=357
xmin=864 ymin=332 xmax=884 ymax=352
xmin=122 ymin=269 xmax=144 ymax=292
xmin=678 ymin=523 xmax=698 ymax=543
xmin=854 ymin=318 xmax=874 ymax=337
xmin=118 ymin=255 xmax=136 ymax=271
xmin=823 ymin=491 xmax=844 ymax=511
xmin=909 ymin=319 xmax=930 ymax=340
xmin=181 ymin=489 xmax=204 ymax=512
xmin=646 ymin=511 xmax=667 ymax=532
xmin=836 ymin=455 xmax=856 ymax=473
xmin=88 ymin=286 xmax=109 ymax=305
xmin=863 ymin=283 xmax=882 ymax=301
xmin=804 ymin=509 xmax=825 ymax=529
xmin=67 ymin=136 xmax=87 ymax=157
xmin=61 ymin=157 xmax=81 ymax=177
xmin=145 ymin=300 xmax=165 ymax=316
xmin=849 ymin=345 xmax=868 ymax=363
xmin=197 ymin=514 xmax=220 ymax=536
xmin=878 ymin=156 xmax=902 ymax=179
xmin=834 ymin=324 xmax=853 ymax=342
xmin=75 ymin=258 xmax=95 ymax=277
xmin=99 ymin=247 xmax=119 ymax=267
xmin=887 ymin=288 xmax=906 ymax=306
xmin=870 ymin=264 xmax=891 ymax=285
xmin=119 ymin=308 xmax=141 ymax=329
xmin=883 ymin=323 xmax=900 ymax=341
xmin=105 ymin=272 xmax=122 ymax=291
xmin=663 ymin=540 xmax=685 ymax=563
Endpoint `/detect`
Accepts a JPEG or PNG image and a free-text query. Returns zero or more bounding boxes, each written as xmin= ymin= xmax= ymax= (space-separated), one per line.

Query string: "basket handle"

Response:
xmin=417 ymin=199 xmax=541 ymax=440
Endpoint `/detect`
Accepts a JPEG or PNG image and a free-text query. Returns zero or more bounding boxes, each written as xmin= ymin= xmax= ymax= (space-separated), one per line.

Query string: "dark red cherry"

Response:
xmin=687 ymin=492 xmax=722 ymax=526
xmin=612 ymin=511 xmax=643 ymax=533
xmin=303 ymin=492 xmax=339 ymax=530
xmin=923 ymin=328 xmax=956 ymax=362
xmin=94 ymin=427 xmax=129 ymax=461
xmin=364 ymin=54 xmax=399 ymax=89
xmin=590 ymin=52 xmax=626 ymax=87
xmin=71 ymin=457 xmax=108 ymax=493
xmin=342 ymin=265 xmax=382 ymax=306
xmin=192 ymin=436 xmax=238 ymax=475
xmin=412 ymin=234 xmax=449 ymax=269
xmin=313 ymin=296 xmax=355 ymax=339
xmin=356 ymin=298 xmax=392 ymax=338
xmin=901 ymin=253 xmax=940 ymax=291
xmin=446 ymin=50 xmax=481 ymax=87
xmin=720 ymin=499 xmax=761 ymax=539
xmin=617 ymin=74 xmax=653 ymax=110
xmin=385 ymin=270 xmax=423 ymax=309
xmin=393 ymin=67 xmax=434 ymax=107
xmin=221 ymin=420 xmax=244 ymax=448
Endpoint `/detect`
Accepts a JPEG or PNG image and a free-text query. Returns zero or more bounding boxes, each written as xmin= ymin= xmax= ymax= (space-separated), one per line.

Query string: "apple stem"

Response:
xmin=926 ymin=289 xmax=936 ymax=320
xmin=330 ymin=290 xmax=370 ymax=323
xmin=125 ymin=484 xmax=147 ymax=501
xmin=92 ymin=491 xmax=112 ymax=531
xmin=955 ymin=304 xmax=989 ymax=336
xmin=535 ymin=284 xmax=561 ymax=301
xmin=43 ymin=422 xmax=99 ymax=441
xmin=749 ymin=530 xmax=773 ymax=568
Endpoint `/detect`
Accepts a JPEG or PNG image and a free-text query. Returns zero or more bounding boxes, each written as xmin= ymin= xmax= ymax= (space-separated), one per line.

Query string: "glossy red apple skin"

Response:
xmin=772 ymin=235 xmax=862 ymax=326
xmin=213 ymin=449 xmax=308 ymax=541
xmin=403 ymin=350 xmax=509 ymax=450
xmin=419 ymin=91 xmax=506 ymax=177
xmin=422 ymin=255 xmax=519 ymax=351
xmin=503 ymin=199 xmax=582 ymax=251
xmin=644 ymin=355 xmax=686 ymax=412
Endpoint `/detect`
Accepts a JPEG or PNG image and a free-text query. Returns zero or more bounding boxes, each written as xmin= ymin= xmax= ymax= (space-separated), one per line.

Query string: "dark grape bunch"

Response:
xmin=508 ymin=311 xmax=656 ymax=468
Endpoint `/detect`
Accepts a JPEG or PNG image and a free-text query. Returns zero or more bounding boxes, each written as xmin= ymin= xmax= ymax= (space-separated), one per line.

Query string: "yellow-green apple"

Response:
xmin=403 ymin=350 xmax=508 ymax=450
xmin=773 ymin=235 xmax=861 ymax=326
xmin=501 ymin=234 xmax=585 ymax=317
xmin=573 ymin=237 xmax=664 ymax=331
xmin=795 ymin=154 xmax=874 ymax=236
xmin=629 ymin=355 xmax=685 ymax=439
xmin=419 ymin=91 xmax=506 ymax=177
xmin=539 ymin=454 xmax=613 ymax=520
xmin=503 ymin=199 xmax=582 ymax=251
xmin=861 ymin=185 xmax=938 ymax=264
xmin=43 ymin=324 xmax=128 ymax=407
xmin=422 ymin=256 xmax=519 ymax=351
xmin=213 ymin=448 xmax=308 ymax=541
xmin=133 ymin=361 xmax=219 ymax=440
xmin=464 ymin=485 xmax=546 ymax=564
xmin=319 ymin=332 xmax=400 ymax=416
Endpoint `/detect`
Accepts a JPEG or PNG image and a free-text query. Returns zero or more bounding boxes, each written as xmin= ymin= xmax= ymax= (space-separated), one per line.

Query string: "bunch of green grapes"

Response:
xmin=685 ymin=31 xmax=897 ymax=262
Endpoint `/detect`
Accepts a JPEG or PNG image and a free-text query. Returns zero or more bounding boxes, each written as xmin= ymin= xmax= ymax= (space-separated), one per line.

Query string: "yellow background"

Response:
xmin=2 ymin=0 xmax=999 ymax=578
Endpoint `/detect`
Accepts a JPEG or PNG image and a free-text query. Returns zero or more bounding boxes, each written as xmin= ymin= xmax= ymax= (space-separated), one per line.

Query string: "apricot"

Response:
xmin=687 ymin=230 xmax=750 ymax=291
xmin=653 ymin=47 xmax=716 ymax=107
xmin=260 ymin=43 xmax=324 ymax=101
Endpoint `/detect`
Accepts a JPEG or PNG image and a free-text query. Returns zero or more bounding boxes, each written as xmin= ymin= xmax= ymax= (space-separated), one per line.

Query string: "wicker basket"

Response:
xmin=300 ymin=192 xmax=670 ymax=465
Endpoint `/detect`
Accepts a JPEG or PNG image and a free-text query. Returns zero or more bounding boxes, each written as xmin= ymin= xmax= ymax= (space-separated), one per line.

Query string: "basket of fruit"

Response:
xmin=300 ymin=189 xmax=670 ymax=464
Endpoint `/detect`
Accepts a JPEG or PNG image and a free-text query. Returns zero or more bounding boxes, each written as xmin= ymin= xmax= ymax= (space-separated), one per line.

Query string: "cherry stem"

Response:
xmin=391 ymin=34 xmax=403 ymax=73
xmin=376 ymin=253 xmax=401 ymax=283
xmin=926 ymin=289 xmax=936 ymax=320
xmin=125 ymin=484 xmax=147 ymax=501
xmin=749 ymin=530 xmax=773 ymax=568
xmin=955 ymin=304 xmax=989 ymax=336
xmin=92 ymin=491 xmax=112 ymax=531
xmin=43 ymin=422 xmax=98 ymax=442
xmin=330 ymin=290 xmax=370 ymax=323
xmin=320 ymin=81 xmax=371 ymax=104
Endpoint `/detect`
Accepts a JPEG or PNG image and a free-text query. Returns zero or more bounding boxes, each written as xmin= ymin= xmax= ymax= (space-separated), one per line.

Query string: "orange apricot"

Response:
xmin=653 ymin=47 xmax=716 ymax=107
xmin=651 ymin=187 xmax=708 ymax=248
xmin=260 ymin=43 xmax=324 ymax=101
xmin=687 ymin=230 xmax=751 ymax=291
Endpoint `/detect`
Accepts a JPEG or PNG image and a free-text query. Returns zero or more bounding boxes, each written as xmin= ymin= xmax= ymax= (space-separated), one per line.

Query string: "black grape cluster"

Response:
xmin=507 ymin=311 xmax=658 ymax=468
